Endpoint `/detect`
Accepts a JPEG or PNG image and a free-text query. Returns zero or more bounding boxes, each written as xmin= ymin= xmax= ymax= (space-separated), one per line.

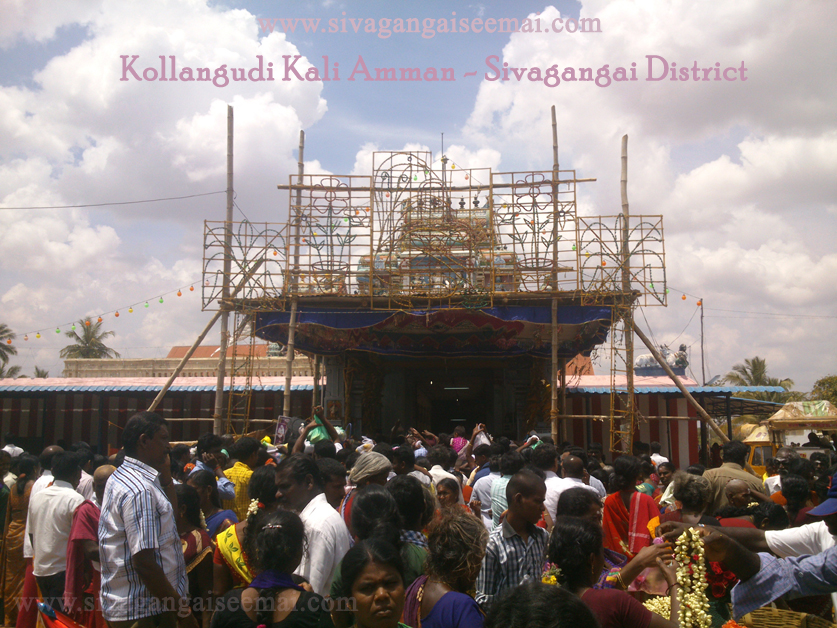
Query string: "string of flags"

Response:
xmin=8 ymin=280 xmax=202 ymax=345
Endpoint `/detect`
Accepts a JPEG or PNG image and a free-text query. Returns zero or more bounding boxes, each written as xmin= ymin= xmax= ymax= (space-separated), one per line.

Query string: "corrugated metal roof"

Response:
xmin=0 ymin=377 xmax=314 ymax=393
xmin=568 ymin=385 xmax=787 ymax=394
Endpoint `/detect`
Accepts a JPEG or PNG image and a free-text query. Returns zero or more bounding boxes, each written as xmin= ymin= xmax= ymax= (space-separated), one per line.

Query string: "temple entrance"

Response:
xmin=420 ymin=373 xmax=493 ymax=434
xmin=404 ymin=365 xmax=503 ymax=435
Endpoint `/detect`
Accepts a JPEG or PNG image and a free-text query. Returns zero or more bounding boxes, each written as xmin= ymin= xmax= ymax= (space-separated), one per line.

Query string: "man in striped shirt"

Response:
xmin=476 ymin=469 xmax=548 ymax=610
xmin=99 ymin=412 xmax=197 ymax=628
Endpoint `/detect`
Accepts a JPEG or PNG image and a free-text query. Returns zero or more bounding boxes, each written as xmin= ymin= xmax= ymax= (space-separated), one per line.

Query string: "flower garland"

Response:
xmin=643 ymin=596 xmax=671 ymax=619
xmin=674 ymin=528 xmax=711 ymax=628
xmin=247 ymin=498 xmax=265 ymax=518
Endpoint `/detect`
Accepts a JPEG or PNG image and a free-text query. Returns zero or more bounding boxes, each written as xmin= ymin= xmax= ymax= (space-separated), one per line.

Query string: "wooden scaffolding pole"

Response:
xmin=148 ymin=259 xmax=264 ymax=413
xmin=550 ymin=105 xmax=560 ymax=444
xmin=560 ymin=357 xmax=567 ymax=442
xmin=620 ymin=134 xmax=636 ymax=448
xmin=313 ymin=355 xmax=320 ymax=408
xmin=213 ymin=104 xmax=234 ymax=435
xmin=283 ymin=130 xmax=305 ymax=417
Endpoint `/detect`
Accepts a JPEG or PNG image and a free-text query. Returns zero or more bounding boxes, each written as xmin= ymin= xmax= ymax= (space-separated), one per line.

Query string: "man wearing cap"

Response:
xmin=339 ymin=451 xmax=392 ymax=531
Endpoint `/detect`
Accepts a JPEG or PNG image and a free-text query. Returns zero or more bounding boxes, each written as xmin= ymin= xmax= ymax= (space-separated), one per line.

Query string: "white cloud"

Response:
xmin=458 ymin=1 xmax=836 ymax=388
xmin=0 ymin=0 xmax=101 ymax=48
xmin=0 ymin=0 xmax=329 ymax=377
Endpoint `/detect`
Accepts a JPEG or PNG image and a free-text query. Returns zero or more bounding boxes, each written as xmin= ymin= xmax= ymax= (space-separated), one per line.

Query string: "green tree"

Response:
xmin=0 ymin=364 xmax=22 ymax=378
xmin=59 ymin=319 xmax=121 ymax=359
xmin=723 ymin=356 xmax=800 ymax=404
xmin=810 ymin=375 xmax=837 ymax=406
xmin=0 ymin=323 xmax=17 ymax=365
xmin=33 ymin=366 xmax=49 ymax=379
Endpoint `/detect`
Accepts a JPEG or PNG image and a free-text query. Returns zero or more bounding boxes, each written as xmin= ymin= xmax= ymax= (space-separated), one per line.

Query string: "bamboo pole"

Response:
xmin=560 ymin=357 xmax=567 ymax=442
xmin=619 ymin=134 xmax=635 ymax=452
xmin=213 ymin=105 xmax=235 ymax=435
xmin=283 ymin=130 xmax=305 ymax=417
xmin=631 ymin=321 xmax=758 ymax=475
xmin=700 ymin=299 xmax=706 ymax=385
xmin=554 ymin=415 xmax=712 ymax=422
xmin=313 ymin=355 xmax=320 ymax=407
xmin=148 ymin=258 xmax=264 ymax=413
xmin=550 ymin=106 xmax=560 ymax=444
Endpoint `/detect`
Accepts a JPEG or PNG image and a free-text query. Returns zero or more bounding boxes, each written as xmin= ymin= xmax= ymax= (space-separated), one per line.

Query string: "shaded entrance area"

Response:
xmin=412 ymin=369 xmax=495 ymax=434
xmin=256 ymin=304 xmax=611 ymax=438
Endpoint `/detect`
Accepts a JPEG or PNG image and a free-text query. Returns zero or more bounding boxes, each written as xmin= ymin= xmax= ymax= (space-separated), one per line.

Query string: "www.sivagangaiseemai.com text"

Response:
xmin=256 ymin=13 xmax=602 ymax=39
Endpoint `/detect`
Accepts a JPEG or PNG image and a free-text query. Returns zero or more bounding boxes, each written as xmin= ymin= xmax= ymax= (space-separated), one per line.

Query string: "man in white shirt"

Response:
xmin=427 ymin=446 xmax=465 ymax=504
xmin=650 ymin=441 xmax=669 ymax=467
xmin=276 ymin=454 xmax=351 ymax=596
xmin=472 ymin=461 xmax=501 ymax=529
xmin=561 ymin=455 xmax=601 ymax=498
xmin=2 ymin=433 xmax=24 ymax=458
xmin=561 ymin=447 xmax=607 ymax=498
xmin=427 ymin=445 xmax=459 ymax=487
xmin=530 ymin=444 xmax=570 ymax=523
xmin=27 ymin=451 xmax=85 ymax=611
xmin=23 ymin=445 xmax=64 ymax=585
xmin=391 ymin=445 xmax=432 ymax=489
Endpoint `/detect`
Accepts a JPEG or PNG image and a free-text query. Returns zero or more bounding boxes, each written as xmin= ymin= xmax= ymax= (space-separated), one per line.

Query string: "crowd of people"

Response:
xmin=2 ymin=414 xmax=837 ymax=628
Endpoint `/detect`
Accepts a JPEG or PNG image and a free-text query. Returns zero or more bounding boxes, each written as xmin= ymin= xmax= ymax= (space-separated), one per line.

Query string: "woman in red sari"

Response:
xmin=602 ymin=455 xmax=658 ymax=559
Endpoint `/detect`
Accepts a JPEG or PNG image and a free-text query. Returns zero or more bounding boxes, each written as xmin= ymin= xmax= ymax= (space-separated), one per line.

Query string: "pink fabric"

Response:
xmin=450 ymin=437 xmax=468 ymax=453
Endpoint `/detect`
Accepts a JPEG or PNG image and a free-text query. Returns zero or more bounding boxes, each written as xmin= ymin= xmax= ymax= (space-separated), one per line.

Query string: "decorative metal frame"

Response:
xmin=203 ymin=151 xmax=666 ymax=311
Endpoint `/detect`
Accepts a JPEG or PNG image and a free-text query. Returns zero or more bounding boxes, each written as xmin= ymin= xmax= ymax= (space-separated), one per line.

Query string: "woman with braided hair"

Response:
xmin=402 ymin=509 xmax=488 ymax=628
xmin=213 ymin=465 xmax=282 ymax=597
xmin=210 ymin=509 xmax=335 ymax=628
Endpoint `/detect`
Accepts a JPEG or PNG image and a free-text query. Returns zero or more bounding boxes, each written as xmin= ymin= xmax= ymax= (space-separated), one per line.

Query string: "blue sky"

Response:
xmin=0 ymin=0 xmax=835 ymax=390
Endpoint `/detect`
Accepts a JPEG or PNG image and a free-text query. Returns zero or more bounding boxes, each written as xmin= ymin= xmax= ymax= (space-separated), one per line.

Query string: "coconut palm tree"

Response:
xmin=33 ymin=366 xmax=49 ymax=378
xmin=723 ymin=356 xmax=799 ymax=403
xmin=0 ymin=323 xmax=17 ymax=365
xmin=0 ymin=364 xmax=22 ymax=379
xmin=59 ymin=319 xmax=121 ymax=359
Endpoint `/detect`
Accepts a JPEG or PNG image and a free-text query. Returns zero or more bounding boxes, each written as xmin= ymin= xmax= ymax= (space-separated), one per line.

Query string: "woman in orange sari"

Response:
xmin=1 ymin=455 xmax=38 ymax=626
xmin=602 ymin=456 xmax=659 ymax=559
